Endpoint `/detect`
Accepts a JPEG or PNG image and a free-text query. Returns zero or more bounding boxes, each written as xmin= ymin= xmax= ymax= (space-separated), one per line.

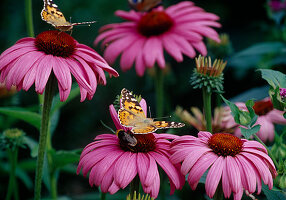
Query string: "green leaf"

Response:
xmin=23 ymin=136 xmax=38 ymax=158
xmin=229 ymin=42 xmax=286 ymax=68
xmin=51 ymin=83 xmax=80 ymax=115
xmin=16 ymin=167 xmax=33 ymax=189
xmin=245 ymin=99 xmax=258 ymax=127
xmin=284 ymin=112 xmax=286 ymax=119
xmin=220 ymin=95 xmax=241 ymax=123
xmin=259 ymin=69 xmax=286 ymax=89
xmin=240 ymin=125 xmax=261 ymax=139
xmin=52 ymin=150 xmax=81 ymax=169
xmin=262 ymin=183 xmax=285 ymax=200
xmin=0 ymin=107 xmax=41 ymax=129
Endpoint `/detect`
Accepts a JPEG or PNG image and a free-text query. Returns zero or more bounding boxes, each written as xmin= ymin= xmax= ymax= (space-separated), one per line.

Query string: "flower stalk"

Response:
xmin=6 ymin=148 xmax=19 ymax=200
xmin=202 ymin=87 xmax=213 ymax=133
xmin=130 ymin=175 xmax=140 ymax=199
xmin=25 ymin=0 xmax=34 ymax=37
xmin=34 ymin=74 xmax=57 ymax=200
xmin=154 ymin=67 xmax=164 ymax=118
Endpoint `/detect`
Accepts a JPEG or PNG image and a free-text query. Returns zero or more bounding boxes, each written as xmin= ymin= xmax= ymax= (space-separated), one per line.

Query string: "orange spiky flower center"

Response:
xmin=117 ymin=130 xmax=156 ymax=153
xmin=35 ymin=30 xmax=76 ymax=57
xmin=137 ymin=11 xmax=174 ymax=37
xmin=208 ymin=133 xmax=243 ymax=157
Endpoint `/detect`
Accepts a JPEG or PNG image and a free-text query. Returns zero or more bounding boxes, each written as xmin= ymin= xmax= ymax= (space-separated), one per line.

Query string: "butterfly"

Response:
xmin=128 ymin=0 xmax=162 ymax=12
xmin=117 ymin=129 xmax=137 ymax=147
xmin=41 ymin=0 xmax=96 ymax=32
xmin=118 ymin=88 xmax=185 ymax=134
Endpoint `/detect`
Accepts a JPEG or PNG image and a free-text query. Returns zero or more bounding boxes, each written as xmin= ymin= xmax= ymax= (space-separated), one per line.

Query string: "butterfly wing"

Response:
xmin=128 ymin=0 xmax=162 ymax=12
xmin=153 ymin=121 xmax=185 ymax=129
xmin=119 ymin=88 xmax=146 ymax=123
xmin=131 ymin=126 xmax=157 ymax=134
xmin=41 ymin=0 xmax=72 ymax=30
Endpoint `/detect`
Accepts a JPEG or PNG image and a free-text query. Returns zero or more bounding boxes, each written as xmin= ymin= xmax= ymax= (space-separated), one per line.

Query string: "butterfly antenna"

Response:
xmin=153 ymin=116 xmax=172 ymax=120
xmin=69 ymin=16 xmax=72 ymax=23
xmin=100 ymin=120 xmax=115 ymax=134
xmin=148 ymin=106 xmax=152 ymax=118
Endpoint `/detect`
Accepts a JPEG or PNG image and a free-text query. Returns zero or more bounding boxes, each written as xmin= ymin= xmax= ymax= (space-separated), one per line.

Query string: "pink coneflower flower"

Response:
xmin=77 ymin=98 xmax=185 ymax=198
xmin=170 ymin=131 xmax=277 ymax=200
xmin=227 ymin=98 xmax=286 ymax=142
xmin=95 ymin=1 xmax=221 ymax=76
xmin=175 ymin=106 xmax=237 ymax=133
xmin=0 ymin=30 xmax=118 ymax=102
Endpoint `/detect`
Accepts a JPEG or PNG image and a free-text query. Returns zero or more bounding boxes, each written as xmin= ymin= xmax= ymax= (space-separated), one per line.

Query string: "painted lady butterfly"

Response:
xmin=118 ymin=88 xmax=185 ymax=134
xmin=41 ymin=0 xmax=96 ymax=31
xmin=128 ymin=0 xmax=162 ymax=12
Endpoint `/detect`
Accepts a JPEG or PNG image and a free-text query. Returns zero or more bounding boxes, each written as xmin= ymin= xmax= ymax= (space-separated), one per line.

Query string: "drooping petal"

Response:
xmin=205 ymin=156 xmax=224 ymax=198
xmin=225 ymin=156 xmax=241 ymax=193
xmin=114 ymin=152 xmax=137 ymax=188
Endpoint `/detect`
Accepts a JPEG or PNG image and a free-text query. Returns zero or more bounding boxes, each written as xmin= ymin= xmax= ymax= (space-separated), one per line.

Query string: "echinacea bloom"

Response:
xmin=0 ymin=30 xmax=118 ymax=102
xmin=77 ymin=98 xmax=185 ymax=198
xmin=95 ymin=1 xmax=221 ymax=76
xmin=175 ymin=106 xmax=237 ymax=133
xmin=170 ymin=131 xmax=277 ymax=200
xmin=227 ymin=98 xmax=286 ymax=142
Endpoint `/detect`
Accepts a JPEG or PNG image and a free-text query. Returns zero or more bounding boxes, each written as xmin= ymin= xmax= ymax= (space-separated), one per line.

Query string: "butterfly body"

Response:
xmin=41 ymin=0 xmax=96 ymax=31
xmin=128 ymin=0 xmax=162 ymax=12
xmin=118 ymin=88 xmax=185 ymax=134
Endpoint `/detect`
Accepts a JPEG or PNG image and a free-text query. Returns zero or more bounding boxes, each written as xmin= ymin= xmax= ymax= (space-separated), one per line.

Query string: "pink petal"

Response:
xmin=149 ymin=151 xmax=182 ymax=189
xmin=144 ymin=154 xmax=158 ymax=187
xmin=226 ymin=156 xmax=241 ymax=193
xmin=162 ymin=34 xmax=183 ymax=62
xmin=134 ymin=51 xmax=146 ymax=76
xmin=120 ymin=37 xmax=145 ymax=71
xmin=103 ymin=33 xmax=139 ymax=64
xmin=115 ymin=10 xmax=141 ymax=21
xmin=52 ymin=57 xmax=72 ymax=91
xmin=222 ymin=161 xmax=232 ymax=198
xmin=100 ymin=164 xmax=116 ymax=192
xmin=89 ymin=150 xmax=123 ymax=186
xmin=181 ymin=147 xmax=211 ymax=175
xmin=235 ymin=155 xmax=256 ymax=193
xmin=205 ymin=156 xmax=224 ymax=198
xmin=188 ymin=152 xmax=217 ymax=190
xmin=267 ymin=110 xmax=286 ymax=124
xmin=35 ymin=55 xmax=53 ymax=94
xmin=114 ymin=152 xmax=137 ymax=188
xmin=65 ymin=58 xmax=93 ymax=94
xmin=143 ymin=37 xmax=165 ymax=68
xmin=137 ymin=153 xmax=149 ymax=185
xmin=109 ymin=104 xmax=127 ymax=131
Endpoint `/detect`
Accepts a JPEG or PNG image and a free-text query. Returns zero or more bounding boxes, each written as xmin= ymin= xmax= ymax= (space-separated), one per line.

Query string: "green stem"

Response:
xmin=25 ymin=0 xmax=34 ymax=37
xmin=213 ymin=182 xmax=224 ymax=200
xmin=130 ymin=175 xmax=140 ymax=199
xmin=34 ymin=75 xmax=56 ymax=200
xmin=154 ymin=67 xmax=164 ymax=118
xmin=253 ymin=134 xmax=279 ymax=168
xmin=47 ymin=131 xmax=58 ymax=199
xmin=100 ymin=191 xmax=106 ymax=200
xmin=6 ymin=148 xmax=19 ymax=200
xmin=202 ymin=87 xmax=213 ymax=133
xmin=50 ymin=171 xmax=57 ymax=200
